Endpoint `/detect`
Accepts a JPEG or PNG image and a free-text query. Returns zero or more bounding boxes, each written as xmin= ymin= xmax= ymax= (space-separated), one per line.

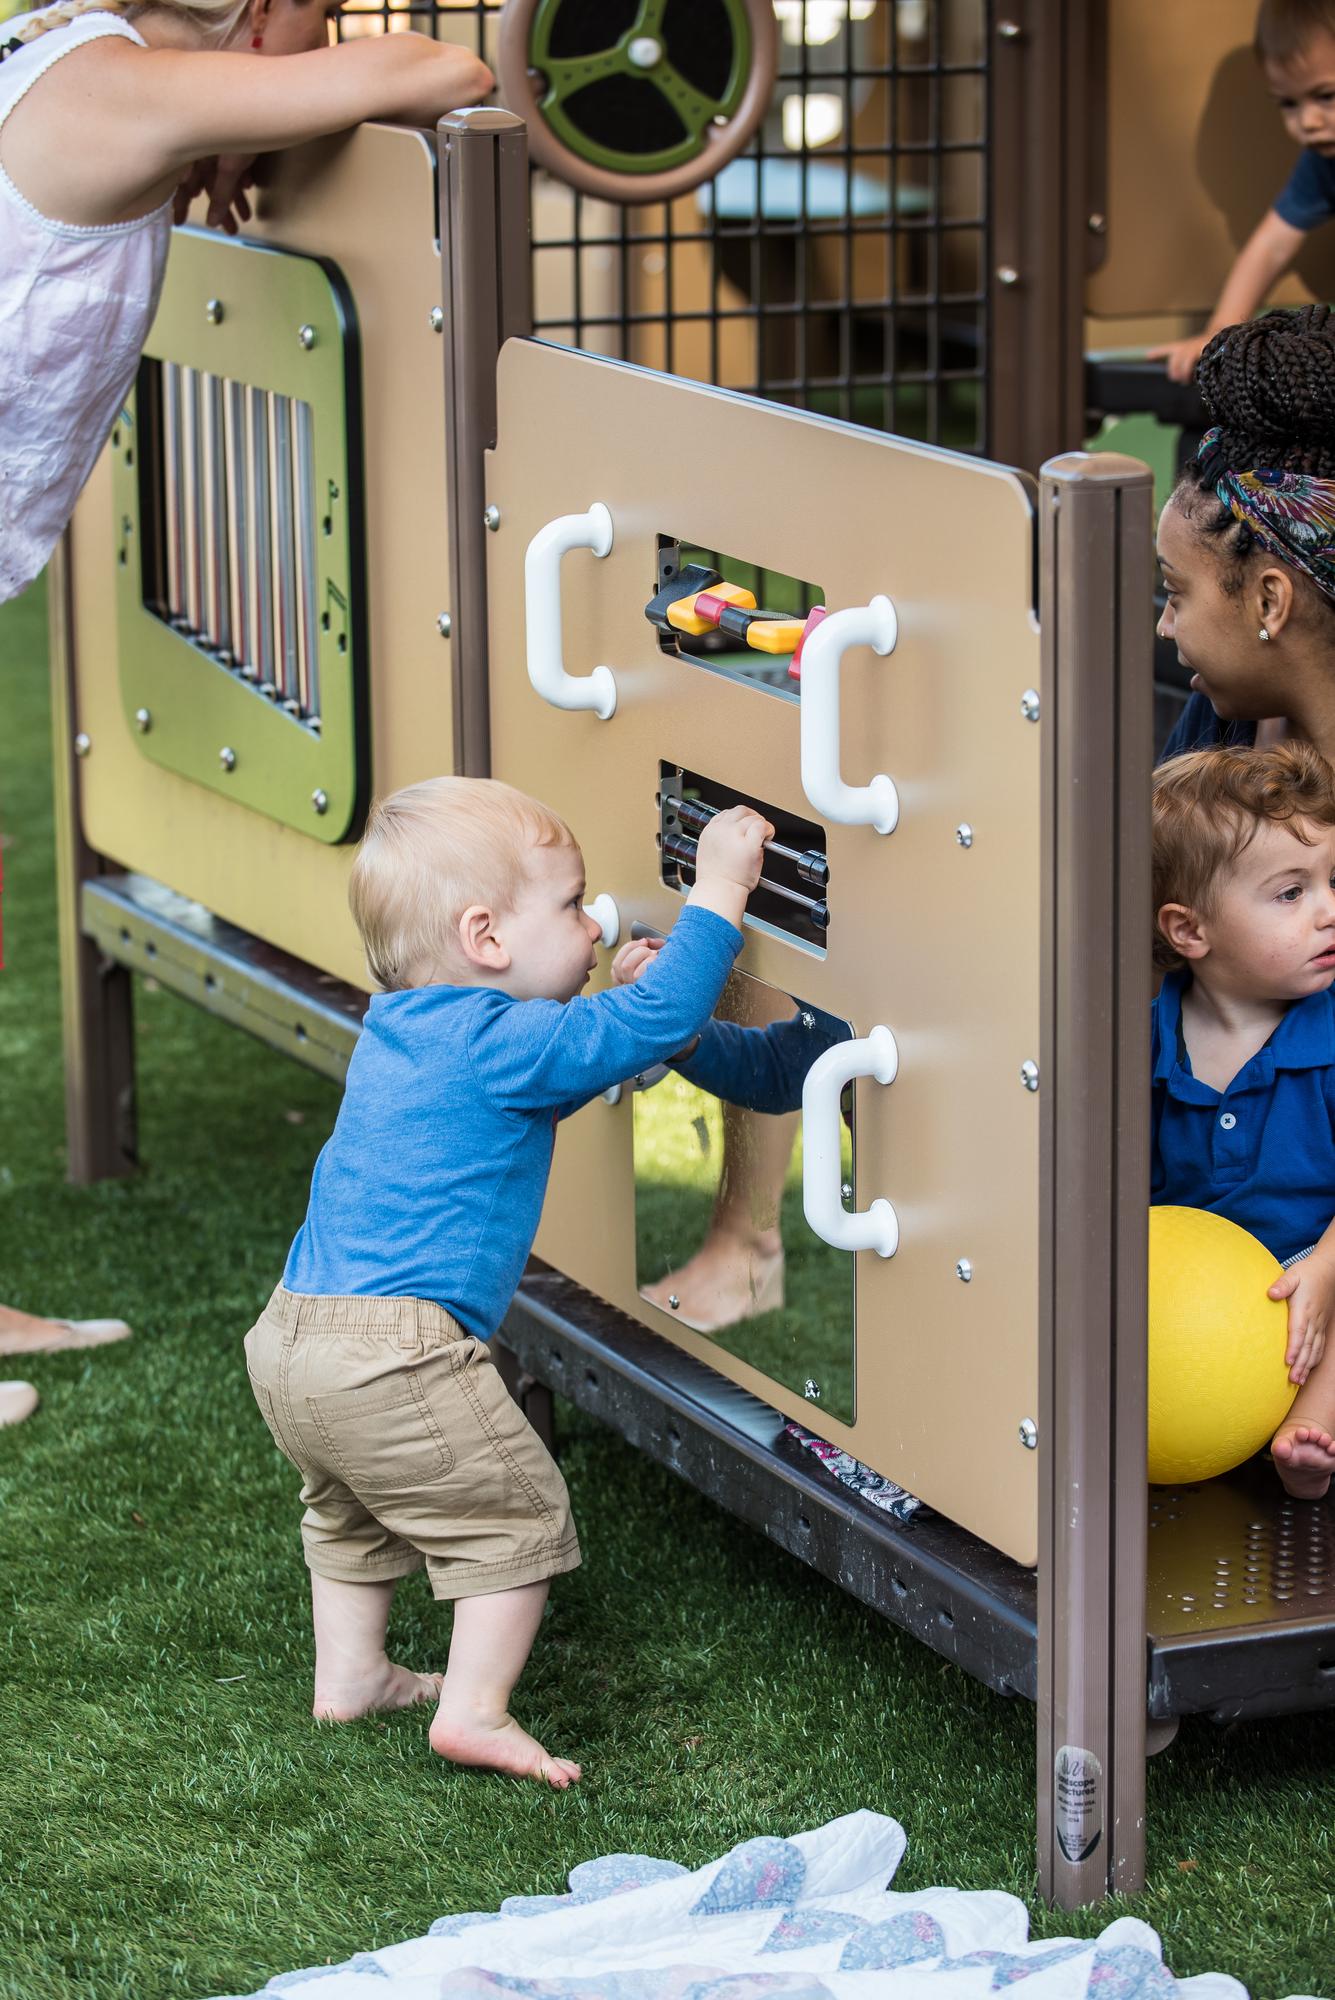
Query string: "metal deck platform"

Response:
xmin=85 ymin=868 xmax=1335 ymax=1725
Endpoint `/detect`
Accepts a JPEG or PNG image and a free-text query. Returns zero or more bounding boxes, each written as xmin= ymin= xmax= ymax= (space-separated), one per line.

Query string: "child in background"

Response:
xmin=1153 ymin=742 xmax=1335 ymax=1495
xmin=1152 ymin=0 xmax=1335 ymax=383
xmin=245 ymin=778 xmax=770 ymax=1785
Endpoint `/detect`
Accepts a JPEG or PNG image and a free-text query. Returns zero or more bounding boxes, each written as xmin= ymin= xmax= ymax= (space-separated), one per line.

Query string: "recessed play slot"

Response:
xmin=646 ymin=538 xmax=824 ymax=699
xmin=658 ymin=763 xmax=828 ymax=954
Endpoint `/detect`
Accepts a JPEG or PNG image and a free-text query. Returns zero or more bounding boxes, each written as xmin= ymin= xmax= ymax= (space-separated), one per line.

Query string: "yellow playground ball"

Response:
xmin=1148 ymin=1207 xmax=1294 ymax=1485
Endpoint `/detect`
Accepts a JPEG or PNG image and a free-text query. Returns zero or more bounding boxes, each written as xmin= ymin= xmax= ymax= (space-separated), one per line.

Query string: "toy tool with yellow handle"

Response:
xmin=645 ymin=564 xmax=813 ymax=656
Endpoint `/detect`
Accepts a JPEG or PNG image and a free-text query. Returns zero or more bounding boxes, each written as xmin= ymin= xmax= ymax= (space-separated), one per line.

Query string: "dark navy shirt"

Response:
xmin=1160 ymin=692 xmax=1257 ymax=762
xmin=677 ymin=1005 xmax=851 ymax=1113
xmin=1151 ymin=967 xmax=1335 ymax=1261
xmin=1274 ymin=147 xmax=1335 ymax=231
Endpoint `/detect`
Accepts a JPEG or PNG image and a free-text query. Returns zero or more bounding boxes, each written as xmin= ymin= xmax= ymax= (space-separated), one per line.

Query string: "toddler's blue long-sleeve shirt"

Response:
xmin=284 ymin=905 xmax=741 ymax=1336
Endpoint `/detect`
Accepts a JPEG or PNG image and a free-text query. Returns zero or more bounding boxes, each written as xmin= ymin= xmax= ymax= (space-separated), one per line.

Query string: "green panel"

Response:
xmin=112 ymin=228 xmax=366 ymax=844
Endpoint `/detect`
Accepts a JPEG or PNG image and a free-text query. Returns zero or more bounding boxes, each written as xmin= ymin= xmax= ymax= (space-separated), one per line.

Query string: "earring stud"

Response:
xmin=1259 ymin=626 xmax=1271 ymax=643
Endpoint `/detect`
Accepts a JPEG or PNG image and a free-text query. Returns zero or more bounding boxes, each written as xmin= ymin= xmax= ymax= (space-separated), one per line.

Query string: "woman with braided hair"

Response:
xmin=0 ymin=0 xmax=489 ymax=1393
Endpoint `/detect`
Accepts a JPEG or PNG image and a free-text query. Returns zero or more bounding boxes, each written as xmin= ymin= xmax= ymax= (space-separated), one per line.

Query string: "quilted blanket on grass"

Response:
xmin=212 ymin=1810 xmax=1255 ymax=2000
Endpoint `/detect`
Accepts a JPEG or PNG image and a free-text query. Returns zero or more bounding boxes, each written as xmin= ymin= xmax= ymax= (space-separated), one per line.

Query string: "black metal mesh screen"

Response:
xmin=338 ymin=0 xmax=989 ymax=450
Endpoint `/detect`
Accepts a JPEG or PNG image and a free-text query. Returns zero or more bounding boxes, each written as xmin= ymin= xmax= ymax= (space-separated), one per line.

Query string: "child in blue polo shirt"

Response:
xmin=1152 ymin=0 xmax=1335 ymax=383
xmin=245 ymin=775 xmax=769 ymax=1784
xmin=1153 ymin=741 xmax=1335 ymax=1495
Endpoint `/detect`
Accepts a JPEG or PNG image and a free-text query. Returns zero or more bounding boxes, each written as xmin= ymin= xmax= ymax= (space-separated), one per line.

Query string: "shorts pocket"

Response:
xmin=248 ymin=1372 xmax=300 ymax=1468
xmin=307 ymin=1373 xmax=454 ymax=1492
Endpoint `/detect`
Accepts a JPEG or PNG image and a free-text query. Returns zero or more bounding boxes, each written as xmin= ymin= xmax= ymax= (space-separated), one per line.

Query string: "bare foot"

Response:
xmin=1271 ymin=1421 xmax=1335 ymax=1500
xmin=430 ymin=1707 xmax=581 ymax=1788
xmin=641 ymin=1229 xmax=784 ymax=1333
xmin=0 ymin=1381 xmax=39 ymax=1427
xmin=313 ymin=1662 xmax=443 ymax=1723
xmin=0 ymin=1304 xmax=132 ymax=1357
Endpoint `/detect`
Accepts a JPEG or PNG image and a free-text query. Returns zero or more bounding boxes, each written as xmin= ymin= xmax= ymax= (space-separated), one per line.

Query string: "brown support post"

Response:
xmin=1037 ymin=453 xmax=1153 ymax=1906
xmin=47 ymin=533 xmax=138 ymax=1183
xmin=988 ymin=0 xmax=1107 ymax=471
xmin=438 ymin=107 xmax=532 ymax=780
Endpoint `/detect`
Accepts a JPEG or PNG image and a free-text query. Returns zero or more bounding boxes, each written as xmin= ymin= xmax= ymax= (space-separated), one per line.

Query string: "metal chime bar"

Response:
xmin=163 ymin=361 xmax=187 ymax=625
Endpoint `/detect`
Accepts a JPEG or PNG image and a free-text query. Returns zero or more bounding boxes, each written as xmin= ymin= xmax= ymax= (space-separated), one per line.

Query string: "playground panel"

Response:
xmin=64 ymin=125 xmax=445 ymax=985
xmin=485 ymin=337 xmax=1043 ymax=1564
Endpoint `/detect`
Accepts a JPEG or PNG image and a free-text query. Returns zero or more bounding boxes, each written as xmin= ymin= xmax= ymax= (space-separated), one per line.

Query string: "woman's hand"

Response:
xmin=175 ymin=153 xmax=259 ymax=233
xmin=1146 ymin=332 xmax=1210 ymax=385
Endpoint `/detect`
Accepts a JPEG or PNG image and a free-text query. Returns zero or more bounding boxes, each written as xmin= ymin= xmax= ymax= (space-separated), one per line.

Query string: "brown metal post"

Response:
xmin=1037 ymin=452 xmax=1153 ymax=1905
xmin=438 ymin=106 xmax=532 ymax=780
xmin=988 ymin=0 xmax=1108 ymax=471
xmin=47 ymin=533 xmax=138 ymax=1183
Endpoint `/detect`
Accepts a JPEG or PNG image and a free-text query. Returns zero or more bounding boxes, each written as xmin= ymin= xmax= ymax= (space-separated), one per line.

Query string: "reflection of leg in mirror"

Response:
xmin=641 ymin=1101 xmax=795 ymax=1332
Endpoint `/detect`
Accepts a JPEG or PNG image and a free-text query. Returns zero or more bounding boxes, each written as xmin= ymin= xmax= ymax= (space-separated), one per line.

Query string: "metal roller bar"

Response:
xmin=180 ymin=365 xmax=204 ymax=638
xmin=248 ymin=384 xmax=273 ymax=689
xmin=269 ymin=392 xmax=298 ymax=703
xmin=660 ymin=830 xmax=830 ymax=933
xmin=202 ymin=371 xmax=230 ymax=660
xmin=163 ymin=361 xmax=187 ymax=626
xmin=293 ymin=396 xmax=318 ymax=721
xmin=666 ymin=792 xmax=830 ymax=886
xmin=223 ymin=377 xmax=252 ymax=677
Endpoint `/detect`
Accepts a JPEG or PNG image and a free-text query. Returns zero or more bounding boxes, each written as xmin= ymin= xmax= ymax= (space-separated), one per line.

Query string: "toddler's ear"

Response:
xmin=458 ymin=904 xmax=510 ymax=974
xmin=1157 ymin=902 xmax=1208 ymax=962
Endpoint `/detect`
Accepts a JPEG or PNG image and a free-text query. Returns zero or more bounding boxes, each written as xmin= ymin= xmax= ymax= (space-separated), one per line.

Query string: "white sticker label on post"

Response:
xmin=1054 ymin=1745 xmax=1103 ymax=1864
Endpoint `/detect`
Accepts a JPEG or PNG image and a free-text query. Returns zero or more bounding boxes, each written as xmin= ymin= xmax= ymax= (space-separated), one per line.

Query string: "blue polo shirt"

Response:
xmin=1151 ymin=968 xmax=1335 ymax=1261
xmin=1274 ymin=148 xmax=1335 ymax=231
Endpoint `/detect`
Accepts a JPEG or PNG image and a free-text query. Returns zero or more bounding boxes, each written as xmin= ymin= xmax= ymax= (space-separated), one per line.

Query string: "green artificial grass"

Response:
xmin=1 ymin=579 xmax=1333 ymax=2000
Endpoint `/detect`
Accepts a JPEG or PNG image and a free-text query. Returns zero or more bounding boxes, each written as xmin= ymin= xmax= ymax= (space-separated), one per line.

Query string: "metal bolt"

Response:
xmin=311 ymin=789 xmax=329 ymax=815
xmin=437 ymin=612 xmax=452 ymax=638
xmin=841 ymin=1182 xmax=853 ymax=1201
xmin=627 ymin=34 xmax=662 ymax=67
xmin=956 ymin=1258 xmax=973 ymax=1283
xmin=1087 ymin=212 xmax=1107 ymax=235
xmin=1020 ymin=1060 xmax=1040 ymax=1092
xmin=205 ymin=298 xmax=224 ymax=325
xmin=429 ymin=306 xmax=444 ymax=333
xmin=667 ymin=1294 xmax=680 ymax=1311
xmin=218 ymin=746 xmax=236 ymax=771
xmin=996 ymin=264 xmax=1019 ymax=287
xmin=73 ymin=732 xmax=91 ymax=758
xmin=134 ymin=707 xmax=152 ymax=733
xmin=955 ymin=822 xmax=973 ymax=848
xmin=297 ymin=324 xmax=316 ymax=350
xmin=1019 ymin=1418 xmax=1038 ymax=1449
xmin=804 ymin=1379 xmax=822 ymax=1402
xmin=800 ymin=1010 xmax=815 ymax=1029
xmin=483 ymin=504 xmax=501 ymax=531
xmin=1020 ymin=688 xmax=1041 ymax=722
xmin=997 ymin=17 xmax=1021 ymax=36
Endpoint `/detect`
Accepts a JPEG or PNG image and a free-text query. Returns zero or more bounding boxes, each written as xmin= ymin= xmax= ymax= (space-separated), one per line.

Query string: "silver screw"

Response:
xmin=1020 ymin=1060 xmax=1040 ymax=1092
xmin=956 ymin=1258 xmax=973 ymax=1283
xmin=73 ymin=732 xmax=91 ymax=758
xmin=205 ymin=298 xmax=224 ymax=325
xmin=1020 ymin=688 xmax=1041 ymax=722
xmin=311 ymin=789 xmax=329 ymax=814
xmin=997 ymin=264 xmax=1020 ymax=287
xmin=429 ymin=306 xmax=444 ymax=333
xmin=297 ymin=324 xmax=316 ymax=350
xmin=804 ymin=1379 xmax=822 ymax=1402
xmin=840 ymin=1182 xmax=853 ymax=1201
xmin=437 ymin=612 xmax=452 ymax=638
xmin=800 ymin=1010 xmax=815 ymax=1029
xmin=997 ymin=17 xmax=1021 ymax=35
xmin=483 ymin=504 xmax=501 ymax=531
xmin=1019 ymin=1418 xmax=1038 ymax=1450
xmin=667 ymin=1294 xmax=680 ymax=1311
xmin=1087 ymin=212 xmax=1107 ymax=235
xmin=218 ymin=746 xmax=236 ymax=772
xmin=134 ymin=707 xmax=152 ymax=733
xmin=955 ymin=822 xmax=973 ymax=848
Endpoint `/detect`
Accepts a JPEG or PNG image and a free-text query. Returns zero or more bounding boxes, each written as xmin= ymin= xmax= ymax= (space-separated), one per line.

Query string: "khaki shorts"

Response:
xmin=244 ymin=1286 xmax=580 ymax=1599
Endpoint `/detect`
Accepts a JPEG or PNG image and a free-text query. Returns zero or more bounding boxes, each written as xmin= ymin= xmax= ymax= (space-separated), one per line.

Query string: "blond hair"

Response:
xmin=10 ymin=0 xmax=254 ymax=49
xmin=1152 ymin=741 xmax=1335 ymax=971
xmin=349 ymin=776 xmax=577 ymax=992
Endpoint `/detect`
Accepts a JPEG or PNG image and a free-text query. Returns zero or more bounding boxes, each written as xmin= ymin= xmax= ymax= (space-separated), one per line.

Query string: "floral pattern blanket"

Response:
xmin=209 ymin=1811 xmax=1272 ymax=2000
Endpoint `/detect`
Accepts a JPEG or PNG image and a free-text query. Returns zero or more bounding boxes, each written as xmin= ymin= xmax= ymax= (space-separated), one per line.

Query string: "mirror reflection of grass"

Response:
xmin=633 ymin=1071 xmax=855 ymax=1421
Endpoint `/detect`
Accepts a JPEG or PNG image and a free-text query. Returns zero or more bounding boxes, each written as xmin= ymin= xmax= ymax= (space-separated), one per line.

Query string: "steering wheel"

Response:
xmin=497 ymin=0 xmax=779 ymax=205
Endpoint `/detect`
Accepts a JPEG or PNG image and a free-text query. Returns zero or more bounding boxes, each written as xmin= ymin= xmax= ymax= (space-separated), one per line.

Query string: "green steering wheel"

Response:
xmin=497 ymin=0 xmax=779 ymax=204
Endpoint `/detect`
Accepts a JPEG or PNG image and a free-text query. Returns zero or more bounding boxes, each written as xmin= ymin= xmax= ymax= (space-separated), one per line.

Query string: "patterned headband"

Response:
xmin=1196 ymin=425 xmax=1335 ymax=603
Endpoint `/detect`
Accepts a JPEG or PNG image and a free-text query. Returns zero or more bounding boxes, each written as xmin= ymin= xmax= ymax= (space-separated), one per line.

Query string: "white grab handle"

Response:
xmin=584 ymin=893 xmax=620 ymax=948
xmin=524 ymin=503 xmax=617 ymax=719
xmin=802 ymin=1024 xmax=899 ymax=1258
xmin=799 ymin=594 xmax=899 ymax=833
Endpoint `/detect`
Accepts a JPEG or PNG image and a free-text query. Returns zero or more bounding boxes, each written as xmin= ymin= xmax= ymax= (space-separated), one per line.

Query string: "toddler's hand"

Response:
xmin=693 ymin=805 xmax=772 ymax=895
xmin=611 ymin=938 xmax=663 ymax=986
xmin=1268 ymin=1257 xmax=1334 ymax=1384
xmin=1145 ymin=333 xmax=1209 ymax=386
